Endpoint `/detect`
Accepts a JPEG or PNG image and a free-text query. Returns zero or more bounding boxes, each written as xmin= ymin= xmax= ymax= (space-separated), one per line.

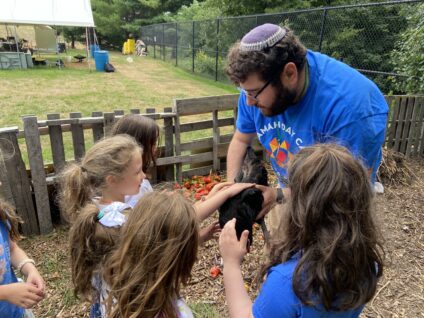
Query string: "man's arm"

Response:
xmin=226 ymin=130 xmax=256 ymax=182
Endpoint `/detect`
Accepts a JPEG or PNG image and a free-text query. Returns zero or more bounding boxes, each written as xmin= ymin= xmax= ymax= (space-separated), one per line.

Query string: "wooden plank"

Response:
xmin=384 ymin=96 xmax=394 ymax=146
xmin=0 ymin=131 xmax=39 ymax=235
xmin=173 ymin=101 xmax=182 ymax=182
xmin=22 ymin=116 xmax=52 ymax=234
xmin=130 ymin=108 xmax=140 ymax=114
xmin=103 ymin=112 xmax=115 ymax=136
xmin=400 ymin=97 xmax=415 ymax=154
xmin=0 ymin=148 xmax=15 ymax=207
xmin=180 ymin=134 xmax=233 ymax=152
xmin=393 ymin=97 xmax=408 ymax=152
xmin=47 ymin=113 xmax=66 ymax=173
xmin=405 ymin=98 xmax=420 ymax=157
xmin=179 ymin=117 xmax=234 ymax=133
xmin=408 ymin=97 xmax=424 ymax=156
xmin=146 ymin=108 xmax=156 ymax=114
xmin=233 ymin=106 xmax=238 ymax=129
xmin=386 ymin=96 xmax=401 ymax=148
xmin=163 ymin=107 xmax=174 ymax=182
xmin=114 ymin=109 xmax=125 ymax=116
xmin=69 ymin=112 xmax=85 ymax=160
xmin=415 ymin=98 xmax=424 ymax=156
xmin=91 ymin=111 xmax=104 ymax=142
xmin=212 ymin=110 xmax=220 ymax=170
xmin=182 ymin=163 xmax=228 ymax=179
xmin=174 ymin=94 xmax=239 ymax=116
xmin=156 ymin=152 xmax=213 ymax=166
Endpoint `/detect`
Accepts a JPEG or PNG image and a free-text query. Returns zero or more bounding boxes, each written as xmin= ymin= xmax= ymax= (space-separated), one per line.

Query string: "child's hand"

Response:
xmin=2 ymin=282 xmax=44 ymax=308
xmin=206 ymin=181 xmax=234 ymax=199
xmin=26 ymin=267 xmax=45 ymax=293
xmin=219 ymin=218 xmax=249 ymax=266
xmin=199 ymin=221 xmax=221 ymax=244
xmin=222 ymin=183 xmax=255 ymax=199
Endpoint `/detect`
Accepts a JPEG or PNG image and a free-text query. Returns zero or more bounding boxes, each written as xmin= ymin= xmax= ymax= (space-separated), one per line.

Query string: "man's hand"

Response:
xmin=254 ymin=185 xmax=277 ymax=220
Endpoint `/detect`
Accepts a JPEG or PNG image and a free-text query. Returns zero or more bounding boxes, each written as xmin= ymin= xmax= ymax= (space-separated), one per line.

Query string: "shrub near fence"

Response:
xmin=0 ymin=95 xmax=423 ymax=235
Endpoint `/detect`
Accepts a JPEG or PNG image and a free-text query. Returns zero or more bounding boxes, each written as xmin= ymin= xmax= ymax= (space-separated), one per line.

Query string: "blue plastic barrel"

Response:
xmin=90 ymin=44 xmax=100 ymax=58
xmin=94 ymin=50 xmax=109 ymax=72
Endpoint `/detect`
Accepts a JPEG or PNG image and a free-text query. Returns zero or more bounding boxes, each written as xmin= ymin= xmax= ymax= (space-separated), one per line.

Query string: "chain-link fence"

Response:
xmin=141 ymin=0 xmax=423 ymax=93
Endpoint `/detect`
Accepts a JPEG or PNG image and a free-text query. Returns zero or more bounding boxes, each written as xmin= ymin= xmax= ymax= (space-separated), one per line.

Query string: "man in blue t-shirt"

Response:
xmin=226 ymin=23 xmax=388 ymax=218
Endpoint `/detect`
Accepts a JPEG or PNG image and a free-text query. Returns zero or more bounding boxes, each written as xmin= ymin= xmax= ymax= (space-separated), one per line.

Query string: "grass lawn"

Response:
xmin=0 ymin=50 xmax=236 ymax=129
xmin=0 ymin=50 xmax=237 ymax=165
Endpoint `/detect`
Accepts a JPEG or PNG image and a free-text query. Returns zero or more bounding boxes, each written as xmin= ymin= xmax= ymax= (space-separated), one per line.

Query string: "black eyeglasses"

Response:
xmin=238 ymin=80 xmax=271 ymax=103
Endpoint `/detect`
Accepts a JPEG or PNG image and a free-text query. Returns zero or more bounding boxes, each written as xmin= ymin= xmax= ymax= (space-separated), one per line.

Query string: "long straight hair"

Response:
xmin=110 ymin=114 xmax=160 ymax=173
xmin=105 ymin=192 xmax=199 ymax=318
xmin=260 ymin=144 xmax=384 ymax=311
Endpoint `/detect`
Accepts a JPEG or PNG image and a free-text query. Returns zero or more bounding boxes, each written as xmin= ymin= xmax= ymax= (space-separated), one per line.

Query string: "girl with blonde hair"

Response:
xmin=219 ymin=144 xmax=384 ymax=318
xmin=105 ymin=192 xmax=199 ymax=318
xmin=58 ymin=134 xmax=145 ymax=318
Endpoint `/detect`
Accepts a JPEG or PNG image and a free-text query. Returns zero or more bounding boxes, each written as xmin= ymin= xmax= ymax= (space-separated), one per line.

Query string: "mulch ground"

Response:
xmin=20 ymin=156 xmax=423 ymax=317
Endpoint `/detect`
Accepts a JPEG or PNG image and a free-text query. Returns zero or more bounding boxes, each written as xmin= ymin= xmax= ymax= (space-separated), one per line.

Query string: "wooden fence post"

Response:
xmin=91 ymin=111 xmax=104 ymax=142
xmin=173 ymin=102 xmax=182 ymax=183
xmin=0 ymin=128 xmax=38 ymax=235
xmin=145 ymin=108 xmax=157 ymax=183
xmin=22 ymin=116 xmax=52 ymax=234
xmin=47 ymin=113 xmax=66 ymax=173
xmin=130 ymin=109 xmax=140 ymax=114
xmin=212 ymin=110 xmax=220 ymax=171
xmin=163 ymin=107 xmax=174 ymax=181
xmin=70 ymin=112 xmax=85 ymax=160
xmin=103 ymin=112 xmax=115 ymax=136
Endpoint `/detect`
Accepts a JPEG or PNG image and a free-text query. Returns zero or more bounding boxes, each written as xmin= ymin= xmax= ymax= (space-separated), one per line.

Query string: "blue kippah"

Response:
xmin=240 ymin=23 xmax=287 ymax=52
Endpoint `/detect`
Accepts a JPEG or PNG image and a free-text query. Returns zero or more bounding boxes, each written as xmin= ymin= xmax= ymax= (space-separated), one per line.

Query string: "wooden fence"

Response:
xmin=0 ymin=94 xmax=423 ymax=235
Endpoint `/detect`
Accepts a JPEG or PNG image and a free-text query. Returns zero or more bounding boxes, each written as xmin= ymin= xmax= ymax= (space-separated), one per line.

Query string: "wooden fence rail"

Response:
xmin=0 ymin=94 xmax=423 ymax=235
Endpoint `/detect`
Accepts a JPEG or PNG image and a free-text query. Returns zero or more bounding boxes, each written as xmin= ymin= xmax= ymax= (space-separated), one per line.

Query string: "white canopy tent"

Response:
xmin=0 ymin=0 xmax=95 ymax=69
xmin=0 ymin=0 xmax=94 ymax=27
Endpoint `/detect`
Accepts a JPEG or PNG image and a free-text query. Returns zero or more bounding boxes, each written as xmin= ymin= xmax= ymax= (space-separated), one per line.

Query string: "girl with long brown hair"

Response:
xmin=219 ymin=144 xmax=384 ymax=317
xmin=104 ymin=192 xmax=199 ymax=318
xmin=0 ymin=198 xmax=45 ymax=317
xmin=58 ymin=135 xmax=145 ymax=318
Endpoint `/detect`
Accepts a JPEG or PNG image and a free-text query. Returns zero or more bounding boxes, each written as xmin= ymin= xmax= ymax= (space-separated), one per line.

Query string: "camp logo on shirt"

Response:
xmin=266 ymin=138 xmax=295 ymax=168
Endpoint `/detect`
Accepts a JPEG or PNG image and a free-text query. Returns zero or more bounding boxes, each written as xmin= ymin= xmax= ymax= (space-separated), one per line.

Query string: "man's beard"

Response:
xmin=259 ymin=82 xmax=297 ymax=117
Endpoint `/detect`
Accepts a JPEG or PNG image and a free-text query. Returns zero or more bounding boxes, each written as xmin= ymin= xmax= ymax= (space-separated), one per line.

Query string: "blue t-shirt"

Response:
xmin=0 ymin=221 xmax=24 ymax=318
xmin=252 ymin=257 xmax=364 ymax=318
xmin=236 ymin=50 xmax=388 ymax=186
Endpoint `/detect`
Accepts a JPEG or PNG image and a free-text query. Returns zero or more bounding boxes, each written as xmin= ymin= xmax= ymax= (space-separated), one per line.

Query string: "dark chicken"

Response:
xmin=218 ymin=147 xmax=269 ymax=245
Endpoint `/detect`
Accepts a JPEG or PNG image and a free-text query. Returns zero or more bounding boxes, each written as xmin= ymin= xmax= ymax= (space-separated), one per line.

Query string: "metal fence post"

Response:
xmin=162 ymin=24 xmax=165 ymax=61
xmin=215 ymin=18 xmax=220 ymax=82
xmin=175 ymin=22 xmax=178 ymax=66
xmin=318 ymin=0 xmax=331 ymax=52
xmin=192 ymin=21 xmax=195 ymax=73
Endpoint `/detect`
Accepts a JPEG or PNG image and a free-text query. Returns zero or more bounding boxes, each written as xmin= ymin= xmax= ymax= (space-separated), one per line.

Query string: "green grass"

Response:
xmin=0 ymin=50 xmax=238 ymax=165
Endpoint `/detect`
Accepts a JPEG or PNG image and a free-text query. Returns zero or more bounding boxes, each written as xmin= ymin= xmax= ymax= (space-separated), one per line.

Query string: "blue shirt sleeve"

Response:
xmin=236 ymin=93 xmax=257 ymax=134
xmin=252 ymin=268 xmax=301 ymax=318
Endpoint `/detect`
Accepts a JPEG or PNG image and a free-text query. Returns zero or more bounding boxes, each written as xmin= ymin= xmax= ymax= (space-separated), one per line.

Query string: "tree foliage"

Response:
xmin=391 ymin=4 xmax=424 ymax=94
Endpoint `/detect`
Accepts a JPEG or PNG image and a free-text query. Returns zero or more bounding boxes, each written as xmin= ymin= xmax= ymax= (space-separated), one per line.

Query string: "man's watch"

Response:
xmin=276 ymin=188 xmax=285 ymax=204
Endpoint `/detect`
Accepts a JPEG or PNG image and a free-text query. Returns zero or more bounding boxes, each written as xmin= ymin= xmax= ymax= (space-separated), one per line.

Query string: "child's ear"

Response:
xmin=105 ymin=175 xmax=117 ymax=186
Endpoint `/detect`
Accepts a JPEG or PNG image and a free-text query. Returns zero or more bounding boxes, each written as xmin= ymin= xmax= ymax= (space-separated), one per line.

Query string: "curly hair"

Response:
xmin=104 ymin=192 xmax=199 ymax=318
xmin=259 ymin=144 xmax=384 ymax=311
xmin=226 ymin=26 xmax=307 ymax=85
xmin=110 ymin=114 xmax=160 ymax=173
